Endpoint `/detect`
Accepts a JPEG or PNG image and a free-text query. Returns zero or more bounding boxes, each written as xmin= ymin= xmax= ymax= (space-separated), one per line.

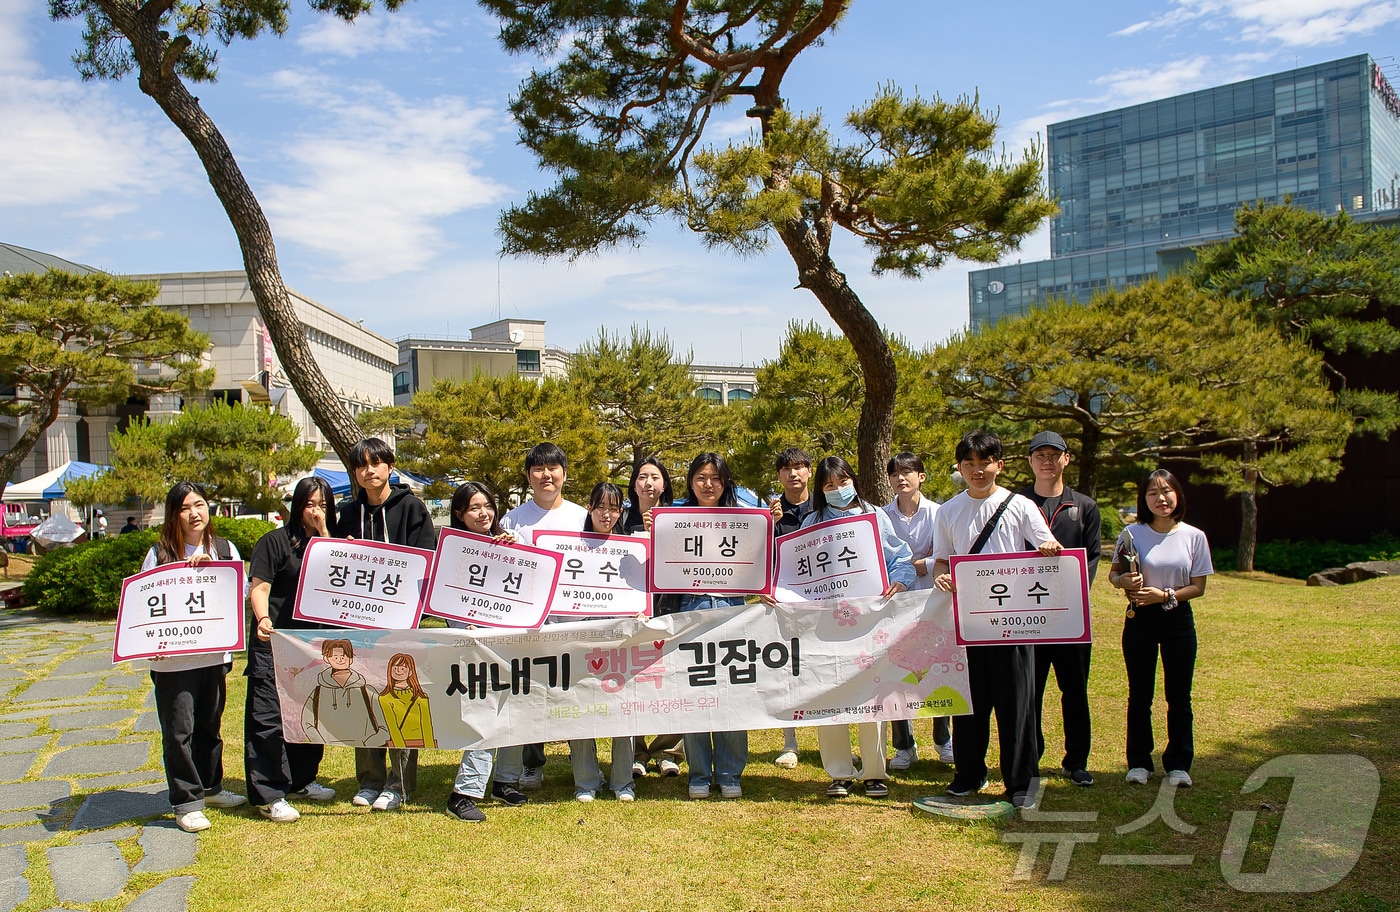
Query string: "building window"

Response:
xmin=393 ymin=371 xmax=412 ymax=396
xmin=727 ymin=389 xmax=753 ymax=403
xmin=516 ymin=349 xmax=541 ymax=372
xmin=698 ymin=388 xmax=722 ymax=403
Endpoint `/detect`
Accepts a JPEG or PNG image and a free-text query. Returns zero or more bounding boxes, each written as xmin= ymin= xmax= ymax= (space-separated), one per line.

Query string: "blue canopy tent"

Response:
xmin=2 ymin=461 xmax=108 ymax=500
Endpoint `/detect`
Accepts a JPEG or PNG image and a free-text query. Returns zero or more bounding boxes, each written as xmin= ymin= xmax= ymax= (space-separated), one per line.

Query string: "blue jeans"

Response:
xmin=569 ymin=737 xmax=635 ymax=796
xmin=683 ymin=730 xmax=748 ymax=789
xmin=676 ymin=593 xmax=746 ymax=613
xmin=453 ymin=749 xmax=495 ymax=798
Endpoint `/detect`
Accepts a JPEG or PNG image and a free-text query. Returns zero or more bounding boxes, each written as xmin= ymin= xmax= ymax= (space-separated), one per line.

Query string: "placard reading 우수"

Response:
xmin=292 ymin=538 xmax=431 ymax=630
xmin=532 ymin=530 xmax=651 ymax=618
xmin=773 ymin=513 xmax=889 ymax=601
xmin=423 ymin=528 xmax=564 ymax=629
xmin=114 ymin=561 xmax=246 ymax=662
xmin=647 ymin=507 xmax=773 ymax=595
xmin=949 ymin=548 xmax=1091 ymax=646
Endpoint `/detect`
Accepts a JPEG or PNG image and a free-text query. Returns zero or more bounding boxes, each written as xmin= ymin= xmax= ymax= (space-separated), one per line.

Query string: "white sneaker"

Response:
xmin=688 ymin=784 xmax=711 ymax=800
xmin=1166 ymin=769 xmax=1193 ymax=788
xmin=1125 ymin=767 xmax=1150 ymax=784
xmin=657 ymin=759 xmax=681 ymax=777
xmin=293 ymin=781 xmax=336 ymax=802
xmin=175 ymin=810 xmax=211 ymax=833
xmin=520 ymin=766 xmax=545 ymax=791
xmin=719 ymin=783 xmax=742 ymax=799
xmin=371 ymin=790 xmax=401 ymax=811
xmin=574 ymin=790 xmax=595 ymax=803
xmin=352 ymin=788 xmax=379 ymax=807
xmin=631 ymin=761 xmax=647 ymax=778
xmin=937 ymin=742 xmax=955 ymax=764
xmin=203 ymin=789 xmax=247 ymax=808
xmin=774 ymin=750 xmax=798 ymax=769
xmin=258 ymin=799 xmax=300 ymax=823
xmin=889 ymin=747 xmax=918 ymax=771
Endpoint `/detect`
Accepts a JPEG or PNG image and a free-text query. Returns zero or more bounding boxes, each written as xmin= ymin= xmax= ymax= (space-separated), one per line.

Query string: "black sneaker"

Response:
xmin=1065 ymin=768 xmax=1094 ymax=787
xmin=446 ymin=793 xmax=486 ymax=822
xmin=491 ymin=782 xmax=528 ymax=806
xmin=944 ymin=777 xmax=988 ymax=797
xmin=1010 ymin=791 xmax=1037 ymax=810
xmin=825 ymin=779 xmax=853 ymax=798
xmin=862 ymin=779 xmax=889 ymax=798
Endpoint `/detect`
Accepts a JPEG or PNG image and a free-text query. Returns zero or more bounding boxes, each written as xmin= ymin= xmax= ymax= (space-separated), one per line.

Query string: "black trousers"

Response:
xmin=890 ymin=716 xmax=951 ymax=751
xmin=244 ymin=647 xmax=324 ymax=807
xmin=524 ymin=742 xmax=547 ymax=769
xmin=951 ymin=644 xmax=1039 ymax=796
xmin=151 ymin=663 xmax=229 ymax=814
xmin=1123 ymin=604 xmax=1196 ymax=773
xmin=1034 ymin=643 xmax=1093 ymax=771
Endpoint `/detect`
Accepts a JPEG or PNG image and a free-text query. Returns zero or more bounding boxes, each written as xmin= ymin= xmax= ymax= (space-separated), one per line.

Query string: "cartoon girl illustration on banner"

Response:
xmin=380 ymin=653 xmax=436 ymax=749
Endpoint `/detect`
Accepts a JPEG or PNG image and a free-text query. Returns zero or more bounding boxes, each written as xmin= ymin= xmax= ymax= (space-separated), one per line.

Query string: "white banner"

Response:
xmin=532 ymin=530 xmax=651 ymax=619
xmin=292 ymin=538 xmax=431 ymax=630
xmin=114 ymin=561 xmax=246 ymax=662
xmin=648 ymin=507 xmax=773 ymax=595
xmin=271 ymin=589 xmax=971 ymax=750
xmin=423 ymin=528 xmax=563 ymax=629
xmin=950 ymin=548 xmax=1092 ymax=645
xmin=774 ymin=513 xmax=889 ymax=601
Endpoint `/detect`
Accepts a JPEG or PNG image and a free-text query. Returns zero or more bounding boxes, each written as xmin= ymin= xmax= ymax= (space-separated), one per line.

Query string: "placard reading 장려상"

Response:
xmin=949 ymin=548 xmax=1091 ymax=646
xmin=292 ymin=538 xmax=431 ymax=630
xmin=773 ymin=513 xmax=889 ymax=601
xmin=114 ymin=561 xmax=246 ymax=662
xmin=647 ymin=507 xmax=773 ymax=595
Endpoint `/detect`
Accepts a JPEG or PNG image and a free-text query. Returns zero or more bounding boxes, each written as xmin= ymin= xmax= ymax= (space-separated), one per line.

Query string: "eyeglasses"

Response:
xmin=1030 ymin=452 xmax=1066 ymax=463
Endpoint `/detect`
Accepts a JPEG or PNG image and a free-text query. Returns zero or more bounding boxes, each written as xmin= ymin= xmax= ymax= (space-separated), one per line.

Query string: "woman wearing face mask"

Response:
xmin=799 ymin=456 xmax=914 ymax=800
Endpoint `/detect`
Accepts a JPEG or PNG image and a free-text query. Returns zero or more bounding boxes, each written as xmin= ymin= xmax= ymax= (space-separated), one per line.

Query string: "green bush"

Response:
xmin=1097 ymin=499 xmax=1124 ymax=542
xmin=21 ymin=517 xmax=271 ymax=617
xmin=1212 ymin=533 xmax=1400 ymax=579
xmin=24 ymin=531 xmax=157 ymax=616
xmin=212 ymin=516 xmax=278 ymax=558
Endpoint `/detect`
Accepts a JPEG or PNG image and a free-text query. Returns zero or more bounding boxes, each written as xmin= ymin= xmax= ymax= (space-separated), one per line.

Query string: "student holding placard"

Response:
xmin=770 ymin=446 xmax=814 ymax=769
xmin=1110 ymin=469 xmax=1212 ymax=789
xmin=498 ymin=443 xmax=588 ymax=792
xmin=333 ymin=438 xmax=436 ymax=812
xmin=442 ymin=481 xmax=525 ymax=822
xmin=676 ymin=452 xmax=750 ymax=800
xmin=245 ymin=476 xmax=339 ymax=823
xmin=141 ymin=482 xmax=248 ymax=833
xmin=800 ymin=456 xmax=914 ymax=799
xmin=567 ymin=483 xmax=641 ymax=802
xmin=625 ymin=458 xmax=685 ymax=778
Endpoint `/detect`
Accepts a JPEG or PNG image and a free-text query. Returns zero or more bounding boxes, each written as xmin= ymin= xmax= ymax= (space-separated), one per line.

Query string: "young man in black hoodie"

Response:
xmin=334 ymin=437 xmax=437 ymax=811
xmin=1019 ymin=430 xmax=1101 ymax=787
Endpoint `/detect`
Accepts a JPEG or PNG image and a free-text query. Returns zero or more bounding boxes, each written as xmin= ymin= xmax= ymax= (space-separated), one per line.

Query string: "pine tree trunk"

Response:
xmin=100 ymin=2 xmax=361 ymax=467
xmin=0 ymin=388 xmax=62 ymax=495
xmin=1236 ymin=441 xmax=1259 ymax=572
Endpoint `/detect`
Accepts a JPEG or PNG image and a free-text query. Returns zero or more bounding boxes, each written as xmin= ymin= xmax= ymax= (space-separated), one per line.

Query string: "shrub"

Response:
xmin=1097 ymin=499 xmax=1124 ymax=543
xmin=212 ymin=516 xmax=278 ymax=558
xmin=1212 ymin=533 xmax=1400 ymax=579
xmin=24 ymin=531 xmax=157 ymax=616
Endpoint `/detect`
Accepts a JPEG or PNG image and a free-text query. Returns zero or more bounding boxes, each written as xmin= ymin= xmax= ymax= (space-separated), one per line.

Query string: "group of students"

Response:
xmin=140 ymin=429 xmax=1211 ymax=831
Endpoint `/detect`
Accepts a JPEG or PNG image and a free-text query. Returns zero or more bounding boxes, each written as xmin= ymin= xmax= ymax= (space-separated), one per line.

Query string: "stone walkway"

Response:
xmin=0 ymin=609 xmax=200 ymax=911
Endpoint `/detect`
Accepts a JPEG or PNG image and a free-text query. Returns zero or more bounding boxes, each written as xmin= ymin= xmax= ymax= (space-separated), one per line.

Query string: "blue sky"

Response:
xmin=4 ymin=0 xmax=1400 ymax=363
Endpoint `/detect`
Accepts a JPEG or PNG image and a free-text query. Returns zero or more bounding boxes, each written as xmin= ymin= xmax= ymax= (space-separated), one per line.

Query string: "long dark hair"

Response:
xmin=583 ymin=482 xmax=625 ymax=533
xmin=156 ymin=481 xmax=217 ymax=565
xmin=684 ymin=452 xmax=737 ymax=507
xmin=625 ymin=457 xmax=673 ymax=529
xmin=287 ymin=476 xmax=337 ymax=551
xmin=449 ymin=482 xmax=502 ymax=536
xmin=1136 ymin=468 xmax=1187 ymax=524
xmin=811 ymin=455 xmax=868 ymax=514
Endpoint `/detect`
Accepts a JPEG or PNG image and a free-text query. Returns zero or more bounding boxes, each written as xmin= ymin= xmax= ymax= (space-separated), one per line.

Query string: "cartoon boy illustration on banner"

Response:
xmin=300 ymin=639 xmax=391 ymax=747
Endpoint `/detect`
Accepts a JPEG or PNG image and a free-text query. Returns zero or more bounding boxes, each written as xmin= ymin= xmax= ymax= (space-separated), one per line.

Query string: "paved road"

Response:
xmin=0 ymin=608 xmax=201 ymax=911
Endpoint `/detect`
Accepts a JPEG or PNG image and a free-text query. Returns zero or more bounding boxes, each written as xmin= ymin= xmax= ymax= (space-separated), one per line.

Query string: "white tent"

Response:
xmin=2 ymin=461 xmax=108 ymax=500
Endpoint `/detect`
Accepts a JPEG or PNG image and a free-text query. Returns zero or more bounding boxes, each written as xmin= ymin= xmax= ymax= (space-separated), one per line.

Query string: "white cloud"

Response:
xmin=0 ymin=0 xmax=193 ymax=213
xmin=261 ymin=70 xmax=508 ymax=280
xmin=296 ymin=10 xmax=440 ymax=58
xmin=1116 ymin=0 xmax=1400 ymax=47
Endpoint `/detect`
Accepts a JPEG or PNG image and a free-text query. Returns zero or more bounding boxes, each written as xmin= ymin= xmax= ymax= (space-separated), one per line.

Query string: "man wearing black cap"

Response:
xmin=1020 ymin=431 xmax=1101 ymax=786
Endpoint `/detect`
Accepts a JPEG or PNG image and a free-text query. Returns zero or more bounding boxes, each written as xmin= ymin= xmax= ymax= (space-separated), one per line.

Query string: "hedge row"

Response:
xmin=1212 ymin=533 xmax=1400 ymax=579
xmin=21 ymin=516 xmax=276 ymax=617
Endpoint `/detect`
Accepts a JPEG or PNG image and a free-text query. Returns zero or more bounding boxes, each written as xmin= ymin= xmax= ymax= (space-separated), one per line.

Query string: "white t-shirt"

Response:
xmin=1116 ymin=523 xmax=1213 ymax=591
xmin=499 ymin=498 xmax=588 ymax=546
xmin=883 ymin=494 xmax=939 ymax=590
xmin=140 ymin=540 xmax=243 ymax=672
xmin=932 ymin=488 xmax=1054 ymax=561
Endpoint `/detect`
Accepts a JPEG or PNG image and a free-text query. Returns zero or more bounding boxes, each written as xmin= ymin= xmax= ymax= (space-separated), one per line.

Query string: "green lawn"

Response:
xmin=55 ymin=572 xmax=1400 ymax=911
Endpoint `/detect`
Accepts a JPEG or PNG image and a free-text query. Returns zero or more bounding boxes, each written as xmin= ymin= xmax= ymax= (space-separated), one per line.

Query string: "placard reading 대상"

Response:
xmin=647 ymin=507 xmax=773 ymax=595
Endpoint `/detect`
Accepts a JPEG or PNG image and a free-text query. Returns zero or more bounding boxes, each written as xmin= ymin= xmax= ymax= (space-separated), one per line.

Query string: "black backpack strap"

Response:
xmin=969 ymin=493 xmax=1016 ymax=555
xmin=212 ymin=536 xmax=232 ymax=561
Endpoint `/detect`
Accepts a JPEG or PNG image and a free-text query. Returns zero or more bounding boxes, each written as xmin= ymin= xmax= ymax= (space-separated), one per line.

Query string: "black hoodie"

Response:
xmin=334 ymin=482 xmax=437 ymax=551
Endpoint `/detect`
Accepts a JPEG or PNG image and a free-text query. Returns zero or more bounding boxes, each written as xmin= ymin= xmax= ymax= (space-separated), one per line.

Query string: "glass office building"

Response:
xmin=969 ymin=54 xmax=1400 ymax=326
